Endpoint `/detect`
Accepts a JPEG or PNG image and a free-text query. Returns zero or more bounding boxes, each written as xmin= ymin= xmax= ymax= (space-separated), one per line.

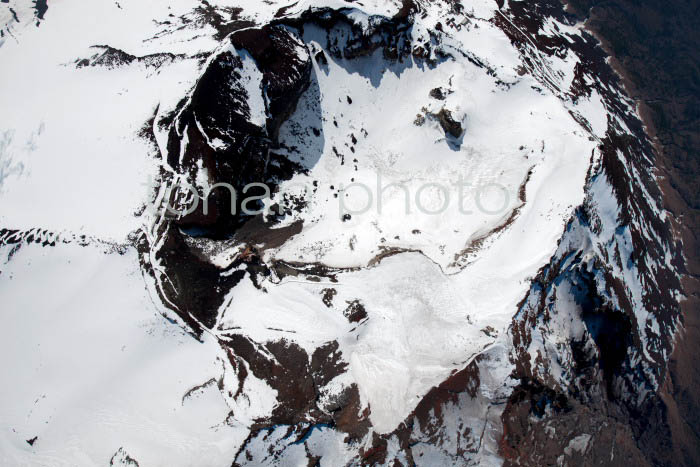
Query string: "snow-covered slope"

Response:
xmin=0 ymin=0 xmax=684 ymax=465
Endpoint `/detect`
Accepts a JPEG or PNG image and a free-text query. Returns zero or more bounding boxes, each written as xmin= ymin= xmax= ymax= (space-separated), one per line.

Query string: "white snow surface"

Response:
xmin=0 ymin=0 xmax=620 ymax=463
xmin=0 ymin=0 xmax=217 ymax=241
xmin=0 ymin=244 xmax=244 ymax=466
xmin=218 ymin=1 xmax=598 ymax=433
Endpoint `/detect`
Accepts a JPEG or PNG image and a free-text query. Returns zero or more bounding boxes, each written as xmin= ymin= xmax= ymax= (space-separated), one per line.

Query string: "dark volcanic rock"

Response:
xmin=435 ymin=108 xmax=463 ymax=138
xmin=429 ymin=87 xmax=447 ymax=100
xmin=343 ymin=300 xmax=367 ymax=323
xmin=226 ymin=336 xmax=318 ymax=424
xmin=276 ymin=5 xmax=417 ymax=62
xmin=152 ymin=225 xmax=249 ymax=334
xmin=33 ymin=0 xmax=47 ymax=24
xmin=492 ymin=0 xmax=687 ymax=464
xmin=563 ymin=0 xmax=700 ymax=464
xmin=165 ymin=25 xmax=311 ymax=236
xmin=75 ymin=45 xmax=182 ymax=69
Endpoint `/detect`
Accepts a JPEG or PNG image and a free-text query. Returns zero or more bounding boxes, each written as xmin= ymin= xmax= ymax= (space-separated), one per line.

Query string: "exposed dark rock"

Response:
xmin=314 ymin=49 xmax=327 ymax=66
xmin=353 ymin=358 xmax=485 ymax=464
xmin=226 ymin=335 xmax=318 ymax=425
xmin=311 ymin=341 xmax=347 ymax=388
xmin=343 ymin=300 xmax=367 ymax=323
xmin=563 ymin=0 xmax=700 ymax=463
xmin=429 ymin=87 xmax=447 ymax=100
xmin=152 ymin=225 xmax=249 ymax=335
xmin=165 ymin=24 xmax=312 ymax=237
xmin=330 ymin=384 xmax=372 ymax=441
xmin=321 ymin=288 xmax=337 ymax=307
xmin=275 ymin=5 xmax=418 ymax=63
xmin=75 ymin=45 xmax=182 ymax=69
xmin=33 ymin=0 xmax=47 ymax=24
xmin=193 ymin=2 xmax=253 ymax=40
xmin=435 ymin=108 xmax=463 ymax=138
xmin=493 ymin=0 xmax=686 ymax=464
xmin=110 ymin=447 xmax=140 ymax=467
xmin=228 ymin=338 xmax=372 ymax=463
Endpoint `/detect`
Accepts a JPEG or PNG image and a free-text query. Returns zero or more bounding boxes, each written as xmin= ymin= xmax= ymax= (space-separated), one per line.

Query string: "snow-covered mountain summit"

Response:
xmin=0 ymin=0 xmax=684 ymax=465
